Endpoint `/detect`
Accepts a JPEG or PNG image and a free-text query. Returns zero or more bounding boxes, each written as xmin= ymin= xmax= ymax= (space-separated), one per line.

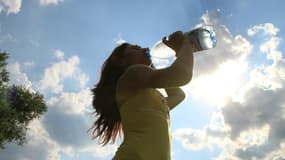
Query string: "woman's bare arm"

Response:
xmin=120 ymin=40 xmax=193 ymax=89
xmin=118 ymin=31 xmax=194 ymax=95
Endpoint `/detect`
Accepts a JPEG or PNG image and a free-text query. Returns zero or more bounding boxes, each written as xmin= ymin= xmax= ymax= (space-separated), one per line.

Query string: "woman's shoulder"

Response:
xmin=123 ymin=64 xmax=153 ymax=76
xmin=118 ymin=64 xmax=153 ymax=89
xmin=116 ymin=64 xmax=153 ymax=107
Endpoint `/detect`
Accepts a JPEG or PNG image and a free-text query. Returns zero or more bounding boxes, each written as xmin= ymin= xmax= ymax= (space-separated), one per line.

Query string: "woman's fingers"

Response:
xmin=162 ymin=31 xmax=185 ymax=52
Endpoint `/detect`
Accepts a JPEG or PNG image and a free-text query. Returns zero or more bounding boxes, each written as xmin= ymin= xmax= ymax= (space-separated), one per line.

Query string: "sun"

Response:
xmin=185 ymin=60 xmax=248 ymax=107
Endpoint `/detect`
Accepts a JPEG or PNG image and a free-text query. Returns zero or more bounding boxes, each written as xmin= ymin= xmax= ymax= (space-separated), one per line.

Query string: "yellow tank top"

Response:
xmin=112 ymin=88 xmax=171 ymax=160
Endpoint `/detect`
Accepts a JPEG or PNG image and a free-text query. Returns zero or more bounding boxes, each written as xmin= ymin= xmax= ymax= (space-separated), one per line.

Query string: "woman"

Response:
xmin=90 ymin=31 xmax=194 ymax=160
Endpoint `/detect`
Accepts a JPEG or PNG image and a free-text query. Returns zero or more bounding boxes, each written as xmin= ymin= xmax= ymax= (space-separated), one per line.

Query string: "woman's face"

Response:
xmin=123 ymin=44 xmax=151 ymax=66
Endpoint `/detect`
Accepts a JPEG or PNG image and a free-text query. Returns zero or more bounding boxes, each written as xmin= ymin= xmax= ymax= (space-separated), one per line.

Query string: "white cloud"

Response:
xmin=38 ymin=0 xmax=64 ymax=6
xmin=39 ymin=56 xmax=79 ymax=93
xmin=260 ymin=37 xmax=281 ymax=54
xmin=0 ymin=119 xmax=61 ymax=160
xmin=47 ymin=88 xmax=92 ymax=115
xmin=174 ymin=112 xmax=278 ymax=159
xmin=248 ymin=23 xmax=280 ymax=36
xmin=173 ymin=111 xmax=230 ymax=151
xmin=221 ymin=71 xmax=285 ymax=160
xmin=1 ymin=66 xmax=112 ymax=160
xmin=35 ymin=52 xmax=114 ymax=158
xmin=173 ymin=128 xmax=209 ymax=151
xmin=246 ymin=24 xmax=284 ymax=91
xmin=0 ymin=0 xmax=21 ymax=15
xmin=43 ymin=91 xmax=116 ymax=158
xmin=0 ymin=49 xmax=114 ymax=160
xmin=0 ymin=0 xmax=63 ymax=15
xmin=249 ymin=63 xmax=285 ymax=90
xmin=39 ymin=53 xmax=89 ymax=94
xmin=0 ymin=106 xmax=117 ymax=159
xmin=27 ymin=120 xmax=61 ymax=160
xmin=7 ymin=62 xmax=33 ymax=90
xmin=264 ymin=142 xmax=285 ymax=160
xmin=223 ymin=46 xmax=284 ymax=160
xmin=260 ymin=37 xmax=282 ymax=63
xmin=175 ymin=11 xmax=285 ymax=160
xmin=90 ymin=145 xmax=117 ymax=158
xmin=43 ymin=91 xmax=93 ymax=147
xmin=54 ymin=49 xmax=64 ymax=59
xmin=236 ymin=125 xmax=270 ymax=149
xmin=191 ymin=10 xmax=253 ymax=77
xmin=78 ymin=73 xmax=89 ymax=88
xmin=218 ymin=25 xmax=285 ymax=158
xmin=208 ymin=112 xmax=229 ymax=133
xmin=0 ymin=109 xmax=117 ymax=160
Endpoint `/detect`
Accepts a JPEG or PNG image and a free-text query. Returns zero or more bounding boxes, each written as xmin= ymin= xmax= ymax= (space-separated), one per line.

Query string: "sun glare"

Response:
xmin=185 ymin=60 xmax=248 ymax=107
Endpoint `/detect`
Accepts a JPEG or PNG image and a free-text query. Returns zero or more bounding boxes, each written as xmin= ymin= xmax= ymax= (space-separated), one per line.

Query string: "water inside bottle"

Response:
xmin=147 ymin=41 xmax=176 ymax=69
xmin=150 ymin=40 xmax=176 ymax=59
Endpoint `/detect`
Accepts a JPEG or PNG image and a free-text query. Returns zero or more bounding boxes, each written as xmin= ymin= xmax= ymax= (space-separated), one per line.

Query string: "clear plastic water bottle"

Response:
xmin=146 ymin=26 xmax=217 ymax=68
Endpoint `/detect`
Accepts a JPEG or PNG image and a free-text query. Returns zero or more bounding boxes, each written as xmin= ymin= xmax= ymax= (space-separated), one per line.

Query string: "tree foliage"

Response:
xmin=0 ymin=52 xmax=47 ymax=149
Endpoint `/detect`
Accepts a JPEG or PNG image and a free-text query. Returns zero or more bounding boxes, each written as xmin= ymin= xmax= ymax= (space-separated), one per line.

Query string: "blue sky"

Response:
xmin=1 ymin=0 xmax=285 ymax=160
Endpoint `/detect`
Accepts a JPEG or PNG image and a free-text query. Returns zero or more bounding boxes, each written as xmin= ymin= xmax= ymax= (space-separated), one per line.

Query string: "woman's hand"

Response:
xmin=162 ymin=31 xmax=185 ymax=54
xmin=164 ymin=87 xmax=185 ymax=110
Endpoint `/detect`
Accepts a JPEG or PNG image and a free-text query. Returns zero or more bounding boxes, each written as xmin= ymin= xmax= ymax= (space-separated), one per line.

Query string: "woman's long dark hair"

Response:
xmin=90 ymin=43 xmax=129 ymax=145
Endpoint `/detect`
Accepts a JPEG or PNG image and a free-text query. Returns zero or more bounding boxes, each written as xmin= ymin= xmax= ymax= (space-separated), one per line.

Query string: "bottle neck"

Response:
xmin=148 ymin=41 xmax=176 ymax=59
xmin=146 ymin=50 xmax=174 ymax=59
